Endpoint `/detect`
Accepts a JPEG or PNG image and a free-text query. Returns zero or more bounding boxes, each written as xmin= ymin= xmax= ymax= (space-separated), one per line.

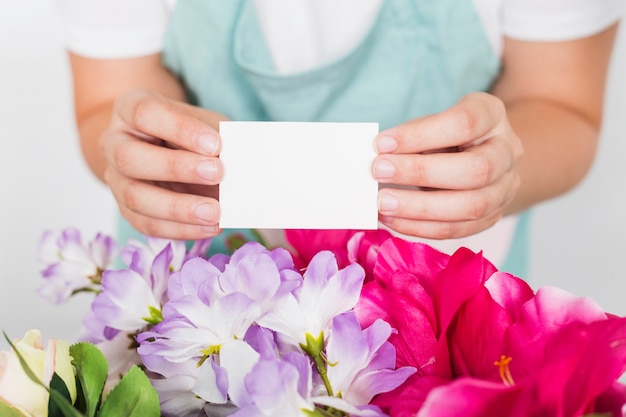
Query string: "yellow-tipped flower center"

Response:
xmin=197 ymin=344 xmax=222 ymax=367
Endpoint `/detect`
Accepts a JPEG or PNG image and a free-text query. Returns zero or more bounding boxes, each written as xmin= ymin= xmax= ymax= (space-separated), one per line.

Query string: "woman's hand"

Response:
xmin=101 ymin=90 xmax=228 ymax=240
xmin=372 ymin=92 xmax=524 ymax=239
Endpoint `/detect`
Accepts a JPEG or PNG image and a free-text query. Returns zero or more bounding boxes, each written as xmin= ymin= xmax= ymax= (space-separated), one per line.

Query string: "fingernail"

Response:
xmin=197 ymin=160 xmax=217 ymax=181
xmin=376 ymin=136 xmax=397 ymax=153
xmin=198 ymin=133 xmax=218 ymax=155
xmin=378 ymin=193 xmax=399 ymax=212
xmin=373 ymin=159 xmax=395 ymax=179
xmin=194 ymin=203 xmax=214 ymax=222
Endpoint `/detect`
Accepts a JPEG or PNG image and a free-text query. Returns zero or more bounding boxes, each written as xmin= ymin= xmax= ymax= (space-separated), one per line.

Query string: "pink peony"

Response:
xmin=356 ymin=238 xmax=626 ymax=417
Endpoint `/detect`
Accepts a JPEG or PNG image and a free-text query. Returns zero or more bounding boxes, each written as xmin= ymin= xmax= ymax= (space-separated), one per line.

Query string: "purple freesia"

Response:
xmin=218 ymin=243 xmax=301 ymax=308
xmin=140 ymin=292 xmax=260 ymax=369
xmin=325 ymin=312 xmax=415 ymax=405
xmin=138 ymin=242 xmax=302 ymax=411
xmin=37 ymin=228 xmax=116 ymax=303
xmin=257 ymin=250 xmax=365 ymax=347
xmin=121 ymin=237 xmax=185 ymax=277
xmin=140 ymin=244 xmax=299 ymax=366
xmin=232 ymin=350 xmax=385 ymax=417
xmin=150 ymin=359 xmax=208 ymax=417
xmin=91 ymin=268 xmax=162 ymax=336
xmin=85 ymin=242 xmax=178 ymax=342
xmin=231 ymin=351 xmax=317 ymax=416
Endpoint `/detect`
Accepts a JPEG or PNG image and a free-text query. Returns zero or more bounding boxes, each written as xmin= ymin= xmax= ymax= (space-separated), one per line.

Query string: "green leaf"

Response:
xmin=47 ymin=391 xmax=84 ymax=417
xmin=70 ymin=342 xmax=108 ymax=417
xmin=0 ymin=400 xmax=29 ymax=417
xmin=97 ymin=366 xmax=159 ymax=417
xmin=48 ymin=372 xmax=72 ymax=417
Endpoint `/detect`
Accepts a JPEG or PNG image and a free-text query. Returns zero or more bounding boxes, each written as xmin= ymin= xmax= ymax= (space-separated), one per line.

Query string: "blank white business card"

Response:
xmin=219 ymin=121 xmax=379 ymax=230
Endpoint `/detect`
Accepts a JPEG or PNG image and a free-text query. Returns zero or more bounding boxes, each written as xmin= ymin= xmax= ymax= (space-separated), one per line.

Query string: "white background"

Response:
xmin=0 ymin=1 xmax=625 ymax=348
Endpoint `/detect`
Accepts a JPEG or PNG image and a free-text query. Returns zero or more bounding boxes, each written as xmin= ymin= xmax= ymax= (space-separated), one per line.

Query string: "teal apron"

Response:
xmin=118 ymin=0 xmax=530 ymax=277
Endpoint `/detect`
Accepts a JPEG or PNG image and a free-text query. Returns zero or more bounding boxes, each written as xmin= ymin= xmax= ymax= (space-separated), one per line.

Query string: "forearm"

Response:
xmin=502 ymin=99 xmax=599 ymax=215
xmin=492 ymin=25 xmax=617 ymax=216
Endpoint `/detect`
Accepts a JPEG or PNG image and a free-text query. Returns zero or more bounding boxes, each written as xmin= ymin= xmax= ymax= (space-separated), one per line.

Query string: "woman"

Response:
xmin=58 ymin=0 xmax=623 ymax=276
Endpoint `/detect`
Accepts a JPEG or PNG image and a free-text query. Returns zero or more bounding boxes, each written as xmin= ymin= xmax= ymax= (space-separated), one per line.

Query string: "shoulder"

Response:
xmin=499 ymin=0 xmax=624 ymax=41
xmin=472 ymin=0 xmax=624 ymax=55
xmin=56 ymin=0 xmax=174 ymax=59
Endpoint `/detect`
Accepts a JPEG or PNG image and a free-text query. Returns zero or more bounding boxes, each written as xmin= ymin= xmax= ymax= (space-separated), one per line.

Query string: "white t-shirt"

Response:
xmin=55 ymin=0 xmax=624 ymax=266
xmin=57 ymin=0 xmax=624 ymax=70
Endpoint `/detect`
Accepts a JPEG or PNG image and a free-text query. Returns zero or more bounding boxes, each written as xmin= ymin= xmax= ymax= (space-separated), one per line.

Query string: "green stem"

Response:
xmin=312 ymin=351 xmax=334 ymax=397
xmin=314 ymin=407 xmax=344 ymax=417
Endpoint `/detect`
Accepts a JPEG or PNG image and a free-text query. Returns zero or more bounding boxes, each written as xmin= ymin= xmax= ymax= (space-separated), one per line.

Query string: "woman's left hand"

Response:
xmin=372 ymin=92 xmax=524 ymax=239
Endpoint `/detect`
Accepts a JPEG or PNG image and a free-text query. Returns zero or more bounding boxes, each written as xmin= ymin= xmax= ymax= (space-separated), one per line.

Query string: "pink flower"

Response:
xmin=285 ymin=229 xmax=392 ymax=280
xmin=416 ymin=317 xmax=626 ymax=417
xmin=356 ymin=238 xmax=626 ymax=417
xmin=357 ymin=238 xmax=497 ymax=376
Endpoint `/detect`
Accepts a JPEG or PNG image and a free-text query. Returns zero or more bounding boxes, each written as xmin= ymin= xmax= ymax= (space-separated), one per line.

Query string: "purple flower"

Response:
xmin=218 ymin=243 xmax=301 ymax=309
xmin=324 ymin=312 xmax=416 ymax=405
xmin=140 ymin=292 xmax=260 ymax=371
xmin=231 ymin=351 xmax=316 ymax=416
xmin=151 ymin=360 xmax=207 ymax=417
xmin=232 ymin=350 xmax=386 ymax=417
xmin=120 ymin=236 xmax=211 ymax=277
xmin=138 ymin=242 xmax=301 ymax=411
xmin=37 ymin=228 xmax=116 ymax=303
xmin=257 ymin=250 xmax=365 ymax=347
xmin=91 ymin=268 xmax=162 ymax=336
xmin=85 ymin=241 xmax=180 ymax=342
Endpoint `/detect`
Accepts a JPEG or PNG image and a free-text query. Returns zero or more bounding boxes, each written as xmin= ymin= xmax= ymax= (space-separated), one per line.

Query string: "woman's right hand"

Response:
xmin=101 ymin=89 xmax=228 ymax=240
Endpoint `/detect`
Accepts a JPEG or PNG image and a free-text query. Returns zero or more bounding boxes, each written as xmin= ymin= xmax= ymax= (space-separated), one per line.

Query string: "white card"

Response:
xmin=219 ymin=121 xmax=379 ymax=229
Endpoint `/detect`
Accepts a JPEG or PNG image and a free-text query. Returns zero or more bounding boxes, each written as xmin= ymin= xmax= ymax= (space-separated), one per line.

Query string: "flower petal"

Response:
xmin=219 ymin=340 xmax=260 ymax=407
xmin=193 ymin=356 xmax=228 ymax=404
xmin=416 ymin=377 xmax=521 ymax=417
xmin=356 ymin=276 xmax=437 ymax=371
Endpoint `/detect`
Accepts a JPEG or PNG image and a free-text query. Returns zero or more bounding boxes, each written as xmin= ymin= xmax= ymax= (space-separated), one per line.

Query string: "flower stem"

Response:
xmin=300 ymin=332 xmax=334 ymax=396
xmin=312 ymin=350 xmax=334 ymax=397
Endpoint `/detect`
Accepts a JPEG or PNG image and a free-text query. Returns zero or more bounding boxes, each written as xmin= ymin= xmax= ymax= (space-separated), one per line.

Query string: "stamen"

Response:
xmin=197 ymin=344 xmax=222 ymax=367
xmin=494 ymin=355 xmax=515 ymax=386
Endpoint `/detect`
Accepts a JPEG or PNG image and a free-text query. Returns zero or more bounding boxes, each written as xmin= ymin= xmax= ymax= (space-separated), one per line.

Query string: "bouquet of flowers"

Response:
xmin=2 ymin=227 xmax=626 ymax=417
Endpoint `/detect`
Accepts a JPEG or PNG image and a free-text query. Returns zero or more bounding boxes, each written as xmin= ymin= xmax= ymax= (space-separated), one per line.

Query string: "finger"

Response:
xmin=106 ymin=169 xmax=221 ymax=228
xmin=377 ymin=176 xmax=518 ymax=222
xmin=378 ymin=209 xmax=504 ymax=240
xmin=120 ymin=206 xmax=221 ymax=240
xmin=375 ymin=92 xmax=507 ymax=154
xmin=114 ymin=90 xmax=221 ymax=156
xmin=373 ymin=138 xmax=515 ymax=189
xmin=103 ymin=131 xmax=223 ymax=184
